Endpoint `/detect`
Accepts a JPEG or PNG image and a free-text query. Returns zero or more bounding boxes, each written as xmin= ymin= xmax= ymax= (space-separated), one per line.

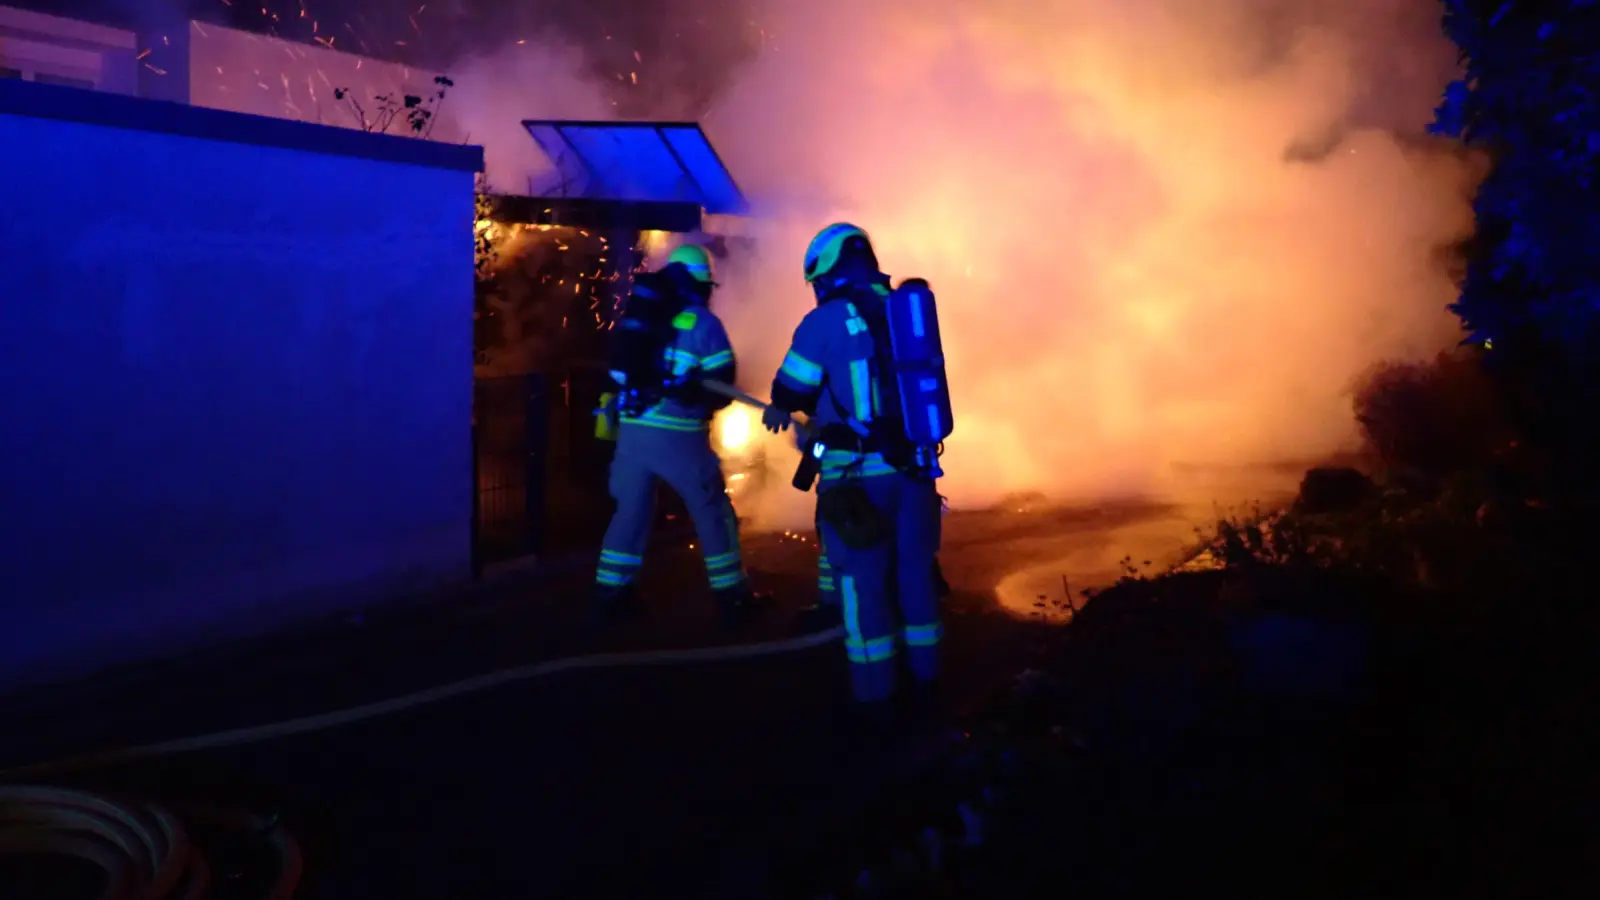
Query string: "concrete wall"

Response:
xmin=0 ymin=77 xmax=483 ymax=693
xmin=0 ymin=3 xmax=191 ymax=103
xmin=186 ymin=22 xmax=467 ymax=143
xmin=0 ymin=4 xmax=139 ymax=95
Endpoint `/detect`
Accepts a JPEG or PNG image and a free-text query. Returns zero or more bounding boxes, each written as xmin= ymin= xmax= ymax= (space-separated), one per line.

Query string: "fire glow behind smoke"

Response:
xmin=200 ymin=0 xmax=1481 ymax=525
xmin=698 ymin=0 xmax=1482 ymax=517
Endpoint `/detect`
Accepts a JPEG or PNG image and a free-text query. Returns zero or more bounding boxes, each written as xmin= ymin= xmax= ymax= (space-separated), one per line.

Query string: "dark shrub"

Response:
xmin=1295 ymin=466 xmax=1375 ymax=515
xmin=1352 ymin=350 xmax=1509 ymax=483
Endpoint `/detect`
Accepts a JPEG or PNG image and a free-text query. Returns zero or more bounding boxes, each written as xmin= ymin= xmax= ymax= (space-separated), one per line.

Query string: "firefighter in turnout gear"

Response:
xmin=764 ymin=223 xmax=953 ymax=709
xmin=592 ymin=244 xmax=762 ymax=625
xmin=792 ymin=302 xmax=950 ymax=636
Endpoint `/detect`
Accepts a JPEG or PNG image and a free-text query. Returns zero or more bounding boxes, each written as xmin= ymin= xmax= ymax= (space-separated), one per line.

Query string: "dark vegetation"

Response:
xmin=774 ymin=348 xmax=1593 ymax=898
xmin=330 ymin=75 xmax=452 ymax=137
xmin=776 ymin=2 xmax=1600 ymax=895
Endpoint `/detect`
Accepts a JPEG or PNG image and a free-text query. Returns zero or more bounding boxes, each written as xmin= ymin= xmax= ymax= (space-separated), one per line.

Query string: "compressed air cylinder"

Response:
xmin=885 ymin=278 xmax=954 ymax=444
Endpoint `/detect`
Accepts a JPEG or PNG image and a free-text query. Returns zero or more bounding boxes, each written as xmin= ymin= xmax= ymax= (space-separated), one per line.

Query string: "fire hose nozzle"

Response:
xmin=699 ymin=378 xmax=771 ymax=411
xmin=701 ymin=379 xmax=815 ymax=445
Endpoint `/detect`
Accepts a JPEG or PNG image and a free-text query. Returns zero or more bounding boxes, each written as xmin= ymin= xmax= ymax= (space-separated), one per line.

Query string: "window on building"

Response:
xmin=0 ymin=34 xmax=102 ymax=90
xmin=32 ymin=71 xmax=94 ymax=89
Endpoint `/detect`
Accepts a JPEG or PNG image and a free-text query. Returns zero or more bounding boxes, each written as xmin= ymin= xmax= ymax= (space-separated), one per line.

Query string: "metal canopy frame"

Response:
xmin=485 ymin=194 xmax=703 ymax=233
xmin=520 ymin=119 xmax=750 ymax=216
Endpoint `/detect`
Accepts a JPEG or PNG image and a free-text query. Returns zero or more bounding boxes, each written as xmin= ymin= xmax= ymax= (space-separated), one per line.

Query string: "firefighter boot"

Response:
xmin=713 ymin=582 xmax=769 ymax=628
xmin=900 ymin=678 xmax=951 ymax=734
xmin=843 ymin=698 xmax=900 ymax=748
xmin=587 ymin=582 xmax=643 ymax=631
xmin=792 ymin=598 xmax=843 ymax=634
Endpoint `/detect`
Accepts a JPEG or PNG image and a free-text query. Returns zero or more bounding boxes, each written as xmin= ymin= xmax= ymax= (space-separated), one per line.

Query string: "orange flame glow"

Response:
xmin=701 ymin=0 xmax=1482 ymax=520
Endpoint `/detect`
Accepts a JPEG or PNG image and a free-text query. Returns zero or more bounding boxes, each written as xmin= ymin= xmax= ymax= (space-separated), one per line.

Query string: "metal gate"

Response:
xmin=544 ymin=366 xmax=618 ymax=551
xmin=472 ymin=365 xmax=730 ymax=574
xmin=545 ymin=367 xmax=694 ymax=549
xmin=472 ymin=374 xmax=548 ymax=572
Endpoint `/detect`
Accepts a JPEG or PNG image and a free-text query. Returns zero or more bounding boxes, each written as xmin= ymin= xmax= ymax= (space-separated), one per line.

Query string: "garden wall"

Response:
xmin=0 ymin=76 xmax=482 ymax=693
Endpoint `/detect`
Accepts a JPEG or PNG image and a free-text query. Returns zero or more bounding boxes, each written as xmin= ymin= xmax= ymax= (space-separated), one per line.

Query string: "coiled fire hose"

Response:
xmin=0 ymin=785 xmax=302 ymax=899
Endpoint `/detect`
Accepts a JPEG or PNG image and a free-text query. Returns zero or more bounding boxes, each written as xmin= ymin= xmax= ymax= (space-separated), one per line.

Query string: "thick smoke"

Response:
xmin=446 ymin=37 xmax=614 ymax=195
xmin=699 ymin=0 xmax=1481 ymax=515
xmin=432 ymin=0 xmax=1481 ymax=525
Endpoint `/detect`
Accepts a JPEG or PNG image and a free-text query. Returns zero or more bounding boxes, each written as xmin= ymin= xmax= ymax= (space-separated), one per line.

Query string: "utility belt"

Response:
xmin=799 ymin=425 xmax=942 ymax=552
xmin=792 ymin=423 xmax=882 ymax=491
xmin=791 ymin=423 xmax=938 ymax=492
xmin=596 ymin=378 xmax=695 ymax=441
xmin=802 ymin=424 xmax=890 ymax=551
xmin=595 ymin=388 xmax=660 ymax=441
xmin=609 ymin=372 xmax=698 ymax=415
xmin=616 ymin=389 xmax=656 ymax=417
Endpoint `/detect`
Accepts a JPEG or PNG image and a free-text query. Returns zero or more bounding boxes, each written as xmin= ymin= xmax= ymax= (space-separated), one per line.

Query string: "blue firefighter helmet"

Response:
xmin=804 ymin=223 xmax=878 ymax=283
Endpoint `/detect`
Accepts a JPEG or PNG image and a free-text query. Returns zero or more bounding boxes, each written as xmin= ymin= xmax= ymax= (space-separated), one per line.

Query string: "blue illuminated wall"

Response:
xmin=0 ymin=79 xmax=482 ymax=693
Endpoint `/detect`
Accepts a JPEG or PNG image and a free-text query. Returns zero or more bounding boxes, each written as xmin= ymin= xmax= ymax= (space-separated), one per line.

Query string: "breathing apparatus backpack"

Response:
xmin=800 ymin=276 xmax=955 ymax=484
xmin=880 ymin=277 xmax=954 ymax=473
xmin=842 ymin=278 xmax=954 ymax=476
xmin=605 ymin=269 xmax=690 ymax=417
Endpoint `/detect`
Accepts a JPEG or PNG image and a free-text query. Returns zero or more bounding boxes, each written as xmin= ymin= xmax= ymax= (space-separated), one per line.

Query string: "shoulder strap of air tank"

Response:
xmin=813 ymin=307 xmax=869 ymax=445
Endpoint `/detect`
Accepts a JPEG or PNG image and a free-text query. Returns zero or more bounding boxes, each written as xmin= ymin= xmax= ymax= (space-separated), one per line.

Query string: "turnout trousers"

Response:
xmin=594 ymin=421 xmax=748 ymax=594
xmin=816 ymin=472 xmax=943 ymax=703
xmin=815 ymin=507 xmax=840 ymax=606
xmin=816 ymin=495 xmax=944 ymax=605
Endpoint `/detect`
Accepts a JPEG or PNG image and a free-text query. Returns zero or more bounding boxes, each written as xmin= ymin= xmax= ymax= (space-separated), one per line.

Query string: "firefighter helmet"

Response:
xmin=667 ymin=244 xmax=718 ymax=285
xmin=803 ymin=223 xmax=877 ymax=283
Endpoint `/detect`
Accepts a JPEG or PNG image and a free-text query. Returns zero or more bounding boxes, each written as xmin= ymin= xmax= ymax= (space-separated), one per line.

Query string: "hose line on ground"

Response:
xmin=0 ymin=785 xmax=301 ymax=899
xmin=1 ymin=626 xmax=848 ymax=781
xmin=0 ymin=628 xmax=847 ymax=897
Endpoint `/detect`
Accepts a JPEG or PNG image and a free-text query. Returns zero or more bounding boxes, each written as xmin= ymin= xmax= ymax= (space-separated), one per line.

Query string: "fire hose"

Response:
xmin=700 ymin=378 xmax=789 ymax=418
xmin=700 ymin=379 xmax=951 ymax=495
xmin=699 ymin=379 xmax=943 ymax=460
xmin=701 ymin=379 xmax=812 ymax=439
xmin=0 ymin=786 xmax=302 ymax=898
xmin=0 ymin=383 xmax=795 ymax=900
xmin=699 ymin=378 xmax=770 ymax=411
xmin=0 ymin=631 xmax=853 ymax=900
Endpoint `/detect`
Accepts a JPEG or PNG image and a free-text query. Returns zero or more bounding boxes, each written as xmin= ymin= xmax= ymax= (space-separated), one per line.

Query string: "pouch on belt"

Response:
xmin=817 ymin=480 xmax=889 ymax=550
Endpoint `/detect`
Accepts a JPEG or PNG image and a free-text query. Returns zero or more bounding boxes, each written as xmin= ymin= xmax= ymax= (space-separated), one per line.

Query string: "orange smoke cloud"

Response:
xmin=697 ymin=0 xmax=1482 ymax=515
xmin=430 ymin=0 xmax=1484 ymax=526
